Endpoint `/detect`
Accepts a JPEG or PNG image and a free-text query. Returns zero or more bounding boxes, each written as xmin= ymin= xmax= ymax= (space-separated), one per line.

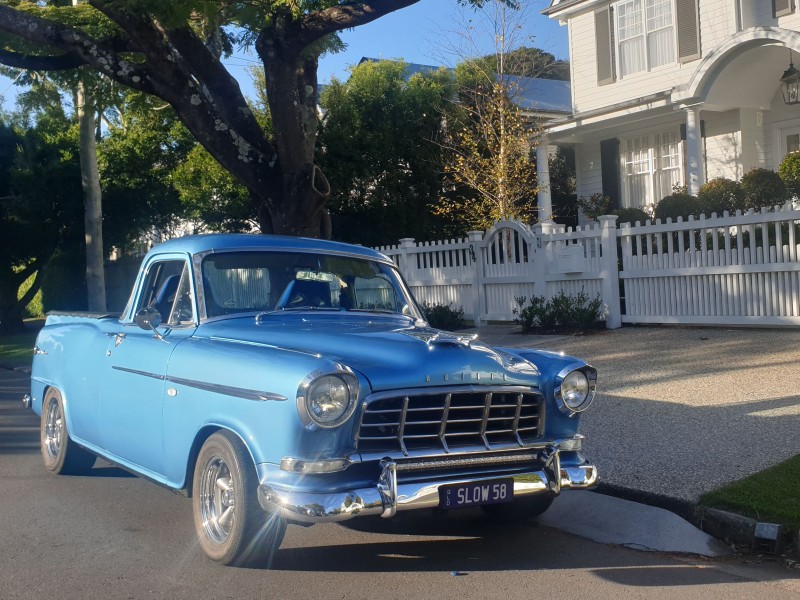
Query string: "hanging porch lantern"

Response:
xmin=780 ymin=52 xmax=800 ymax=105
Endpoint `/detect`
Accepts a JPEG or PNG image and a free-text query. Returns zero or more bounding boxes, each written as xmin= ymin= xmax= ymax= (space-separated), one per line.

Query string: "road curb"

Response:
xmin=594 ymin=483 xmax=798 ymax=559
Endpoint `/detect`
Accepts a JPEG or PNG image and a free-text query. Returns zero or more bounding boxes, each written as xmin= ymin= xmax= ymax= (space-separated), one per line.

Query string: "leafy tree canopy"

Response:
xmin=0 ymin=0 xmax=506 ymax=238
xmin=318 ymin=60 xmax=457 ymax=245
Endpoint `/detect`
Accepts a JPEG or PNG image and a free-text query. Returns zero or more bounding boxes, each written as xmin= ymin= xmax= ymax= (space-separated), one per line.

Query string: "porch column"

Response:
xmin=536 ymin=139 xmax=553 ymax=222
xmin=685 ymin=106 xmax=704 ymax=196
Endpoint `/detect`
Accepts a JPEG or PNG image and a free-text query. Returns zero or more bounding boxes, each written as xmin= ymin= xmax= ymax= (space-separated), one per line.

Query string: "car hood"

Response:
xmin=195 ymin=314 xmax=541 ymax=392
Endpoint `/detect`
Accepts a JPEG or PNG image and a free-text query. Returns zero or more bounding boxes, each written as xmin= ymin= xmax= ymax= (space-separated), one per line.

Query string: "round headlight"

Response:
xmin=304 ymin=375 xmax=354 ymax=427
xmin=555 ymin=367 xmax=596 ymax=415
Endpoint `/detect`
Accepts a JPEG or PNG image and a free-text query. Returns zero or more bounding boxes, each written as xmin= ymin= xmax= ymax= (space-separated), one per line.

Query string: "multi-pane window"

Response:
xmin=654 ymin=130 xmax=682 ymax=200
xmin=615 ymin=0 xmax=675 ymax=77
xmin=621 ymin=130 xmax=683 ymax=208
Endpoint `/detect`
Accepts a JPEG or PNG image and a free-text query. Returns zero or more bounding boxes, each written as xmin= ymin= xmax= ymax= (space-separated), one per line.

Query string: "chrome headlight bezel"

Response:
xmin=554 ymin=364 xmax=597 ymax=416
xmin=296 ymin=368 xmax=360 ymax=429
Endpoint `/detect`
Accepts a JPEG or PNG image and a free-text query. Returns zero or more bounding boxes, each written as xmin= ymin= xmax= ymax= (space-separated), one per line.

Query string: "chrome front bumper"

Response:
xmin=257 ymin=447 xmax=597 ymax=524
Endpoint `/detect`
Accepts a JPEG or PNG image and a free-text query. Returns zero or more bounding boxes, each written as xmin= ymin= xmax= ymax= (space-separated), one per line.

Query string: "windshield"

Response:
xmin=200 ymin=251 xmax=424 ymax=320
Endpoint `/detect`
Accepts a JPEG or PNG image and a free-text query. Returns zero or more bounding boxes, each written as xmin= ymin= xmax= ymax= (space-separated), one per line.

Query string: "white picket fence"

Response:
xmin=377 ymin=203 xmax=800 ymax=328
xmin=620 ymin=204 xmax=800 ymax=326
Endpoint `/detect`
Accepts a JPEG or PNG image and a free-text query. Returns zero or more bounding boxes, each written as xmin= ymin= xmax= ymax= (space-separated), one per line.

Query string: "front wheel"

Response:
xmin=40 ymin=387 xmax=96 ymax=475
xmin=192 ymin=431 xmax=286 ymax=566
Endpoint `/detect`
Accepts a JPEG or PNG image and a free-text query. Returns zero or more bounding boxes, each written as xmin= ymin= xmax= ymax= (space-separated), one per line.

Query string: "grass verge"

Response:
xmin=700 ymin=454 xmax=800 ymax=530
xmin=0 ymin=322 xmax=41 ymax=369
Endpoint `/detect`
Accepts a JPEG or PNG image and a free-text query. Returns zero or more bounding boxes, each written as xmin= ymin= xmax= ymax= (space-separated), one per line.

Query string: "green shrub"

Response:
xmin=697 ymin=177 xmax=746 ymax=216
xmin=577 ymin=193 xmax=610 ymax=221
xmin=513 ymin=291 xmax=604 ymax=333
xmin=612 ymin=207 xmax=650 ymax=226
xmin=740 ymin=167 xmax=786 ymax=209
xmin=778 ymin=152 xmax=800 ymax=198
xmin=654 ymin=191 xmax=700 ymax=221
xmin=422 ymin=302 xmax=468 ymax=330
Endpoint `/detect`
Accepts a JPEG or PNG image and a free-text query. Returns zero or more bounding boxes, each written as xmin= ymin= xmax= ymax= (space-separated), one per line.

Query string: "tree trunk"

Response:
xmin=257 ymin=25 xmax=331 ymax=238
xmin=76 ymin=78 xmax=107 ymax=312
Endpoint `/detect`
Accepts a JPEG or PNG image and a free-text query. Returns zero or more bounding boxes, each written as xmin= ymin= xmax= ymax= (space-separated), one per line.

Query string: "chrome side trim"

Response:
xmin=111 ymin=366 xmax=287 ymax=402
xmin=112 ymin=366 xmax=165 ymax=381
xmin=257 ymin=452 xmax=598 ymax=524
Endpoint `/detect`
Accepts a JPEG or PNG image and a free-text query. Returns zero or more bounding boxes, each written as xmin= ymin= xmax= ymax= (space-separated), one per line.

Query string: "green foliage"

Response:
xmin=0 ymin=112 xmax=84 ymax=331
xmin=99 ymin=95 xmax=197 ymax=251
xmin=173 ymin=145 xmax=255 ymax=232
xmin=740 ymin=167 xmax=787 ymax=209
xmin=319 ymin=60 xmax=456 ymax=245
xmin=468 ymin=47 xmax=570 ymax=80
xmin=611 ymin=207 xmax=650 ymax=226
xmin=654 ymin=191 xmax=700 ymax=221
xmin=438 ymin=78 xmax=538 ymax=229
xmin=697 ymin=177 xmax=746 ymax=216
xmin=513 ymin=291 xmax=604 ymax=333
xmin=778 ymin=152 xmax=800 ymax=199
xmin=577 ymin=193 xmax=610 ymax=220
xmin=422 ymin=302 xmax=469 ymax=330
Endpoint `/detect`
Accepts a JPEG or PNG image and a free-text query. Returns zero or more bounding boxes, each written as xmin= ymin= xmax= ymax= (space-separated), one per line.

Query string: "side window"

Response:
xmin=137 ymin=260 xmax=192 ymax=325
xmin=167 ymin=266 xmax=195 ymax=326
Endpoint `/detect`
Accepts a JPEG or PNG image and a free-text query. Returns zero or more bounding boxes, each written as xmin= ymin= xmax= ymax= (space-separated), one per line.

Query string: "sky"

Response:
xmin=0 ymin=0 xmax=568 ymax=111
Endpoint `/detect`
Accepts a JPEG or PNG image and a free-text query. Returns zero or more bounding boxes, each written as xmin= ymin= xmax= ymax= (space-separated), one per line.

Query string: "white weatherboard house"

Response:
xmin=539 ymin=0 xmax=800 ymax=215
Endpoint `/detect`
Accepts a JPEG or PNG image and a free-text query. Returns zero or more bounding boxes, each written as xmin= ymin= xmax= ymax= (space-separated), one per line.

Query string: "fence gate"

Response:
xmin=476 ymin=222 xmax=540 ymax=322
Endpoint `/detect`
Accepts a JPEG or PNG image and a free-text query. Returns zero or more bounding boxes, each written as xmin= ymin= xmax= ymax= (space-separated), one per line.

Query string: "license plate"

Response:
xmin=438 ymin=478 xmax=514 ymax=509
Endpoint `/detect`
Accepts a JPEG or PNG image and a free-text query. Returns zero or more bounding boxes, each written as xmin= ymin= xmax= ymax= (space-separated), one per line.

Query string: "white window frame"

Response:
xmin=621 ymin=129 xmax=684 ymax=209
xmin=614 ymin=0 xmax=677 ymax=78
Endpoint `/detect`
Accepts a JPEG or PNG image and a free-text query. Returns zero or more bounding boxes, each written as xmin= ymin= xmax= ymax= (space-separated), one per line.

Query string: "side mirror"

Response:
xmin=134 ymin=307 xmax=167 ymax=342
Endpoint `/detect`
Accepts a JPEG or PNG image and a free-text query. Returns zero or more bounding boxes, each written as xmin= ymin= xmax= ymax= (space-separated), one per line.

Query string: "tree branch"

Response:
xmin=0 ymin=48 xmax=84 ymax=71
xmin=295 ymin=0 xmax=422 ymax=49
xmin=0 ymin=5 xmax=157 ymax=95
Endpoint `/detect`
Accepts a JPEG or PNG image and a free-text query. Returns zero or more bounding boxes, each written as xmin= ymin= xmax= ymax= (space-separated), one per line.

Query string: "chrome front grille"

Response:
xmin=355 ymin=387 xmax=544 ymax=454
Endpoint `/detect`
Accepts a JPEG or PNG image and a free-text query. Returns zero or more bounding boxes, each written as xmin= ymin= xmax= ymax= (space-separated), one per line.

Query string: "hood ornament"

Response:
xmin=403 ymin=329 xmax=478 ymax=348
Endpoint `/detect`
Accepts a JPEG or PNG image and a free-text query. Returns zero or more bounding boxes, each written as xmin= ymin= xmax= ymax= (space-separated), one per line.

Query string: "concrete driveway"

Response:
xmin=471 ymin=325 xmax=800 ymax=504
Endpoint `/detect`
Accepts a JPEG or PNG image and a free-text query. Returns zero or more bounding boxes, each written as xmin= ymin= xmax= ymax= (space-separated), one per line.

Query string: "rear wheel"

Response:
xmin=192 ymin=431 xmax=286 ymax=566
xmin=482 ymin=494 xmax=554 ymax=521
xmin=40 ymin=387 xmax=96 ymax=474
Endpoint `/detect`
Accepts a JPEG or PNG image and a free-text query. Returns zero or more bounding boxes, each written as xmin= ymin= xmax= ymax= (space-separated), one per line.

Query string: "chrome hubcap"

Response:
xmin=200 ymin=456 xmax=235 ymax=544
xmin=44 ymin=399 xmax=64 ymax=460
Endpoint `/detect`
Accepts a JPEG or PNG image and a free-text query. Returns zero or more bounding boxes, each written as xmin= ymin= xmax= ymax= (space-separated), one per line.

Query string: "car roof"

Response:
xmin=144 ymin=233 xmax=389 ymax=262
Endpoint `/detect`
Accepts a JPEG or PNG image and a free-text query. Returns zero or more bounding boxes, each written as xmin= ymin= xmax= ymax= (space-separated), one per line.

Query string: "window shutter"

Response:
xmin=676 ymin=0 xmax=701 ymax=63
xmin=595 ymin=7 xmax=616 ymax=86
xmin=774 ymin=0 xmax=793 ymax=17
xmin=601 ymin=138 xmax=621 ymax=210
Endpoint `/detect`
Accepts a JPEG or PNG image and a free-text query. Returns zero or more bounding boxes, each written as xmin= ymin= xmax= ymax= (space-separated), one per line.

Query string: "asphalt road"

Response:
xmin=2 ymin=369 xmax=799 ymax=599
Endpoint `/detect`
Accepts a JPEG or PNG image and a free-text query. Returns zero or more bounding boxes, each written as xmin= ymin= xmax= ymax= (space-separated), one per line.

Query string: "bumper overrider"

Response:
xmin=257 ymin=444 xmax=597 ymax=523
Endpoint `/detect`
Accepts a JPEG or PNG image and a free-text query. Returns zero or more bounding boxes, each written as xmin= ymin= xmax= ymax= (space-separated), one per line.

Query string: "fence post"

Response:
xmin=530 ymin=221 xmax=554 ymax=298
xmin=598 ymin=215 xmax=621 ymax=329
xmin=398 ymin=238 xmax=415 ymax=280
xmin=467 ymin=230 xmax=485 ymax=326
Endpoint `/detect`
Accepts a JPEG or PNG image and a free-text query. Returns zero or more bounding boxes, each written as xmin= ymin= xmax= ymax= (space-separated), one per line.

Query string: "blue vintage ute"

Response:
xmin=27 ymin=234 xmax=598 ymax=565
